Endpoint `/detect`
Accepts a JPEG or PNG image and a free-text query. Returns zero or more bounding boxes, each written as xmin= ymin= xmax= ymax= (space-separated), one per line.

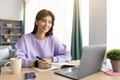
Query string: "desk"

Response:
xmin=0 ymin=60 xmax=120 ymax=80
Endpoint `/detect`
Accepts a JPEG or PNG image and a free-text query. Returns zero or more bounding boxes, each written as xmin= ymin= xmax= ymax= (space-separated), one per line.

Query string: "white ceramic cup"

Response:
xmin=4 ymin=58 xmax=22 ymax=74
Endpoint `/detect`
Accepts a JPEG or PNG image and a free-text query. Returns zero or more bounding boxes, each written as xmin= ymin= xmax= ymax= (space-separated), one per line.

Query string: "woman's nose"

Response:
xmin=44 ymin=21 xmax=47 ymax=25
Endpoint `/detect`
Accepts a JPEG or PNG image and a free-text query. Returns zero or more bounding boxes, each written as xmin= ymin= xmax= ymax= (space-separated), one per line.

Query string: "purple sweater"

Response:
xmin=15 ymin=33 xmax=71 ymax=67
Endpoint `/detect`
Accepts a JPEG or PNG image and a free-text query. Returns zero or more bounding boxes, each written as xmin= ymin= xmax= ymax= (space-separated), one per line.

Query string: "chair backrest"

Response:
xmin=0 ymin=46 xmax=14 ymax=60
xmin=0 ymin=46 xmax=12 ymax=50
xmin=0 ymin=46 xmax=13 ymax=72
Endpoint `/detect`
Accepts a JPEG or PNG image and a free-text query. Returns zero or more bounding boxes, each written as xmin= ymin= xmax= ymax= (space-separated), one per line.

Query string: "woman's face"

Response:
xmin=36 ymin=16 xmax=52 ymax=34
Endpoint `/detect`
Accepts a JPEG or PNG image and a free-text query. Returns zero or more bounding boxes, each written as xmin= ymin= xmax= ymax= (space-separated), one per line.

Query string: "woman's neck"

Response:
xmin=34 ymin=33 xmax=46 ymax=40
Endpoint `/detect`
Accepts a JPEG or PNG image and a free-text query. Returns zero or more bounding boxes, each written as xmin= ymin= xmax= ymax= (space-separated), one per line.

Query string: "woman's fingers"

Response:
xmin=43 ymin=57 xmax=53 ymax=63
xmin=38 ymin=60 xmax=51 ymax=69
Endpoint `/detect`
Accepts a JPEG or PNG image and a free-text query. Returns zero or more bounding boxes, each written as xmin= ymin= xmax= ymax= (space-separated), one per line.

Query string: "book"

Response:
xmin=33 ymin=62 xmax=75 ymax=72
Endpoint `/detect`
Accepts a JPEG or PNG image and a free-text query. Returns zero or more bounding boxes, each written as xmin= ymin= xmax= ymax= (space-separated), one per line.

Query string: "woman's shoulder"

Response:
xmin=21 ymin=33 xmax=33 ymax=39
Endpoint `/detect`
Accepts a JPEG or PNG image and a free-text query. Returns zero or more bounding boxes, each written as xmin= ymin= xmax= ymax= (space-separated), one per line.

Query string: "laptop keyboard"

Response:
xmin=55 ymin=66 xmax=79 ymax=79
xmin=66 ymin=67 xmax=79 ymax=76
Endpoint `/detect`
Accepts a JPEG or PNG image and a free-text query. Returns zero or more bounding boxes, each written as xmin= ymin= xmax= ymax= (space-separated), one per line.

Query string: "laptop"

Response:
xmin=55 ymin=45 xmax=106 ymax=80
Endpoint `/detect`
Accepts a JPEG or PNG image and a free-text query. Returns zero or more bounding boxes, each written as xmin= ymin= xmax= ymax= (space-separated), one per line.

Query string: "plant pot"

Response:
xmin=110 ymin=60 xmax=120 ymax=72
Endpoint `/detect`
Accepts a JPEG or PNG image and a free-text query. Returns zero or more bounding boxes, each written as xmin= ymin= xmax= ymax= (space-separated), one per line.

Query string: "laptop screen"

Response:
xmin=77 ymin=44 xmax=106 ymax=79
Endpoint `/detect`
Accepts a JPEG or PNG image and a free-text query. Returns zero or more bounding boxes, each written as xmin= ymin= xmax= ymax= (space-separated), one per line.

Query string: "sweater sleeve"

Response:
xmin=52 ymin=37 xmax=72 ymax=62
xmin=15 ymin=36 xmax=34 ymax=67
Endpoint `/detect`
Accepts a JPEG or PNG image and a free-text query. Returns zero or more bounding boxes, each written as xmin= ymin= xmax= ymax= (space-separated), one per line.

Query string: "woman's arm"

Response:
xmin=15 ymin=36 xmax=34 ymax=67
xmin=53 ymin=37 xmax=72 ymax=63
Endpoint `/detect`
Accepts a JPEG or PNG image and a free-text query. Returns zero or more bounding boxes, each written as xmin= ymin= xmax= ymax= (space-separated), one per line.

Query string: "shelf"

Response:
xmin=0 ymin=34 xmax=22 ymax=36
xmin=0 ymin=18 xmax=22 ymax=21
xmin=0 ymin=18 xmax=23 ymax=49
xmin=1 ymin=26 xmax=22 ymax=28
xmin=1 ymin=42 xmax=17 ymax=44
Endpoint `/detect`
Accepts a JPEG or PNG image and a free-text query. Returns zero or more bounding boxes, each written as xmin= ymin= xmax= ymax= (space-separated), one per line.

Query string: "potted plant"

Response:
xmin=8 ymin=29 xmax=14 ymax=34
xmin=106 ymin=49 xmax=120 ymax=72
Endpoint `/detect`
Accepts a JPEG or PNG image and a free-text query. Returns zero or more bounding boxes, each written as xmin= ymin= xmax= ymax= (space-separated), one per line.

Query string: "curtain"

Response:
xmin=23 ymin=1 xmax=25 ymax=34
xmin=71 ymin=0 xmax=82 ymax=60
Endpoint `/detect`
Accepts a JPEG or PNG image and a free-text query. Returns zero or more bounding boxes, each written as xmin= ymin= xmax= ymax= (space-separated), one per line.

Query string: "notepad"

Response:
xmin=33 ymin=62 xmax=75 ymax=72
xmin=103 ymin=71 xmax=120 ymax=76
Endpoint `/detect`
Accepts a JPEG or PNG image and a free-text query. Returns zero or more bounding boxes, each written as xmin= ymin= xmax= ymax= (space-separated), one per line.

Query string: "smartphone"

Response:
xmin=24 ymin=72 xmax=37 ymax=80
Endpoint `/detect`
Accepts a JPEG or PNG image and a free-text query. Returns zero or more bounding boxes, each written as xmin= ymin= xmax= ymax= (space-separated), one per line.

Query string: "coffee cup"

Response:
xmin=4 ymin=58 xmax=22 ymax=74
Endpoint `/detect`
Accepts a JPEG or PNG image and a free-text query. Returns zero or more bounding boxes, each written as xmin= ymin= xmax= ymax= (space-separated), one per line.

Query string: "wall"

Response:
xmin=107 ymin=0 xmax=120 ymax=50
xmin=0 ymin=0 xmax=106 ymax=45
xmin=89 ymin=0 xmax=106 ymax=45
xmin=0 ymin=0 xmax=24 ymax=20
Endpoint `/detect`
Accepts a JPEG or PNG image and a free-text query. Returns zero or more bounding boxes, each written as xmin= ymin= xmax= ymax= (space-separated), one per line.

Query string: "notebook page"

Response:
xmin=33 ymin=62 xmax=74 ymax=72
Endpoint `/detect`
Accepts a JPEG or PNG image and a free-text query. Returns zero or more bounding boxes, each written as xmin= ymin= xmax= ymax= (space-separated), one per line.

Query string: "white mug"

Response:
xmin=4 ymin=58 xmax=22 ymax=74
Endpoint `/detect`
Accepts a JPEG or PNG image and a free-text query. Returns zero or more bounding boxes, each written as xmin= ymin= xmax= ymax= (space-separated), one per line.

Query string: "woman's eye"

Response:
xmin=41 ymin=20 xmax=46 ymax=22
xmin=40 ymin=19 xmax=52 ymax=24
xmin=49 ymin=21 xmax=52 ymax=24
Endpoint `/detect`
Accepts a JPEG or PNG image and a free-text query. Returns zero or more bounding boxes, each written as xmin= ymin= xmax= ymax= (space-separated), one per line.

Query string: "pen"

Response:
xmin=36 ymin=56 xmax=47 ymax=62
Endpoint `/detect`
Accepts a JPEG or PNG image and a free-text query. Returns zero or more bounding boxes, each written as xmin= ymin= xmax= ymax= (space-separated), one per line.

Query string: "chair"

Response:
xmin=0 ymin=46 xmax=15 ymax=73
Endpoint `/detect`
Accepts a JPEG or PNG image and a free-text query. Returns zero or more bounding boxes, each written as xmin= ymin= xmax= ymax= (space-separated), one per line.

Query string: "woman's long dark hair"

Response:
xmin=31 ymin=9 xmax=55 ymax=36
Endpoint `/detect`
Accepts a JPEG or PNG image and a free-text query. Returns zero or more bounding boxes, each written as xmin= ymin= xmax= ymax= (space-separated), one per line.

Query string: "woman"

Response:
xmin=15 ymin=9 xmax=71 ymax=69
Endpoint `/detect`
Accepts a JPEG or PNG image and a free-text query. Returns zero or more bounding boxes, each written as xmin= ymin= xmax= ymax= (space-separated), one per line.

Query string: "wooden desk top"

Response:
xmin=0 ymin=60 xmax=120 ymax=80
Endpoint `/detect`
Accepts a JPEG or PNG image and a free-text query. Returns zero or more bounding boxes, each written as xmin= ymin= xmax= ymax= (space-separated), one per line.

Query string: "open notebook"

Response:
xmin=33 ymin=62 xmax=75 ymax=72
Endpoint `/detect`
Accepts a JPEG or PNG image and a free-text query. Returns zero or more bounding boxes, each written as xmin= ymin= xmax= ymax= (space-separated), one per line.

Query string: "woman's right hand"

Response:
xmin=38 ymin=60 xmax=51 ymax=69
